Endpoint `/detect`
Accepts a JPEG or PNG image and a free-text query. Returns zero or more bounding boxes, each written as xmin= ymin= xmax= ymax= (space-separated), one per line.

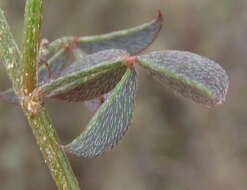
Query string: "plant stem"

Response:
xmin=0 ymin=9 xmax=21 ymax=92
xmin=24 ymin=110 xmax=81 ymax=190
xmin=0 ymin=1 xmax=81 ymax=190
xmin=21 ymin=0 xmax=42 ymax=95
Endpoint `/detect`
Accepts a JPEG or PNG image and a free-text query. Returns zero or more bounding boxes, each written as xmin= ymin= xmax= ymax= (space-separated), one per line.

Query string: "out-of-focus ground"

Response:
xmin=0 ymin=0 xmax=246 ymax=190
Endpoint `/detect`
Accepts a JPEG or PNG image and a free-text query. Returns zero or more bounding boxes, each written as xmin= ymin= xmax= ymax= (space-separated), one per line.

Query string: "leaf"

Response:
xmin=71 ymin=47 xmax=87 ymax=61
xmin=64 ymin=68 xmax=137 ymax=157
xmin=78 ymin=11 xmax=163 ymax=54
xmin=0 ymin=89 xmax=18 ymax=104
xmin=36 ymin=49 xmax=128 ymax=102
xmin=51 ymin=67 xmax=127 ymax=102
xmin=138 ymin=50 xmax=229 ymax=106
xmin=0 ymin=49 xmax=127 ymax=104
xmin=46 ymin=11 xmax=163 ymax=56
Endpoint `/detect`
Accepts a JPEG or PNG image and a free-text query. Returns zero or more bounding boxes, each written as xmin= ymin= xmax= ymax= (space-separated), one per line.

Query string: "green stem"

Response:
xmin=0 ymin=10 xmax=21 ymax=92
xmin=21 ymin=0 xmax=43 ymax=95
xmin=0 ymin=2 xmax=81 ymax=190
xmin=25 ymin=110 xmax=81 ymax=190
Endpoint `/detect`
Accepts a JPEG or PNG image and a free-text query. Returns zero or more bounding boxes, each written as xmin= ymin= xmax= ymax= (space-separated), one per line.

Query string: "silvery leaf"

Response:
xmin=139 ymin=50 xmax=229 ymax=106
xmin=64 ymin=69 xmax=137 ymax=157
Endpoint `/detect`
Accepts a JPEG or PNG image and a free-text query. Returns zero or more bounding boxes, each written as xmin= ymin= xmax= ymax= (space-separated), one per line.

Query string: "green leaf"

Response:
xmin=36 ymin=49 xmax=128 ymax=102
xmin=78 ymin=11 xmax=163 ymax=54
xmin=64 ymin=68 xmax=137 ymax=157
xmin=138 ymin=50 xmax=229 ymax=106
xmin=46 ymin=11 xmax=163 ymax=56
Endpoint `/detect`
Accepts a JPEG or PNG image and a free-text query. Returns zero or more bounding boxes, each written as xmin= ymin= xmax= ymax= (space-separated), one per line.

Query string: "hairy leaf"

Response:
xmin=37 ymin=49 xmax=128 ymax=102
xmin=51 ymin=67 xmax=126 ymax=102
xmin=78 ymin=12 xmax=163 ymax=54
xmin=71 ymin=48 xmax=87 ymax=61
xmin=64 ymin=69 xmax=137 ymax=157
xmin=139 ymin=50 xmax=229 ymax=106
xmin=46 ymin=12 xmax=163 ymax=56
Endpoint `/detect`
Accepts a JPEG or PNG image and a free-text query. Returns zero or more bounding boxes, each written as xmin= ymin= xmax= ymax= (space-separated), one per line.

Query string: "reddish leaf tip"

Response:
xmin=157 ymin=10 xmax=164 ymax=23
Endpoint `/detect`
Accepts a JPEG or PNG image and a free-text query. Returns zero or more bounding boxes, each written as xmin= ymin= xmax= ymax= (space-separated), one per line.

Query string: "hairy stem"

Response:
xmin=24 ymin=110 xmax=81 ymax=190
xmin=0 ymin=10 xmax=21 ymax=92
xmin=21 ymin=0 xmax=42 ymax=95
xmin=0 ymin=1 xmax=81 ymax=190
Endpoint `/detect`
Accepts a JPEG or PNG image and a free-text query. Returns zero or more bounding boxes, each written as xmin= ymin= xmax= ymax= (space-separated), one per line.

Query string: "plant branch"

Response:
xmin=25 ymin=110 xmax=81 ymax=190
xmin=0 ymin=1 xmax=81 ymax=190
xmin=21 ymin=0 xmax=43 ymax=95
xmin=0 ymin=10 xmax=21 ymax=93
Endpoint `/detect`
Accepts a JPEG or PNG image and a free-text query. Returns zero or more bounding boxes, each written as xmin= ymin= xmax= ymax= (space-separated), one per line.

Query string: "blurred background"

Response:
xmin=0 ymin=0 xmax=246 ymax=190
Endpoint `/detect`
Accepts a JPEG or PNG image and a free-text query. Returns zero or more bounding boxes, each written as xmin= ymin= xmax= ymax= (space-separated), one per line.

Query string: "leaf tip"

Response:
xmin=213 ymin=76 xmax=229 ymax=106
xmin=157 ymin=10 xmax=164 ymax=24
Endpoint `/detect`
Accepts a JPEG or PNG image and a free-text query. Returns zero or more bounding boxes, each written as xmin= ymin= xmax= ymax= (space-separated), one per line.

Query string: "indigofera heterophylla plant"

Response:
xmin=0 ymin=5 xmax=229 ymax=187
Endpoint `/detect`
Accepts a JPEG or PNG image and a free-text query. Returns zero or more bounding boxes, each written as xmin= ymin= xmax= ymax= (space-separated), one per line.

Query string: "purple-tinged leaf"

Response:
xmin=78 ymin=11 xmax=163 ymax=54
xmin=36 ymin=49 xmax=128 ymax=102
xmin=64 ymin=69 xmax=137 ymax=157
xmin=46 ymin=11 xmax=163 ymax=56
xmin=139 ymin=50 xmax=229 ymax=106
xmin=60 ymin=49 xmax=125 ymax=75
xmin=0 ymin=89 xmax=18 ymax=104
xmin=51 ymin=66 xmax=127 ymax=102
xmin=0 ymin=49 xmax=128 ymax=104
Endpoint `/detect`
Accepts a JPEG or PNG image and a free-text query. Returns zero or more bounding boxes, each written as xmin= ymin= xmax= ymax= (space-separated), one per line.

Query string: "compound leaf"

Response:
xmin=139 ymin=50 xmax=229 ymax=106
xmin=36 ymin=49 xmax=128 ymax=102
xmin=64 ymin=68 xmax=137 ymax=157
